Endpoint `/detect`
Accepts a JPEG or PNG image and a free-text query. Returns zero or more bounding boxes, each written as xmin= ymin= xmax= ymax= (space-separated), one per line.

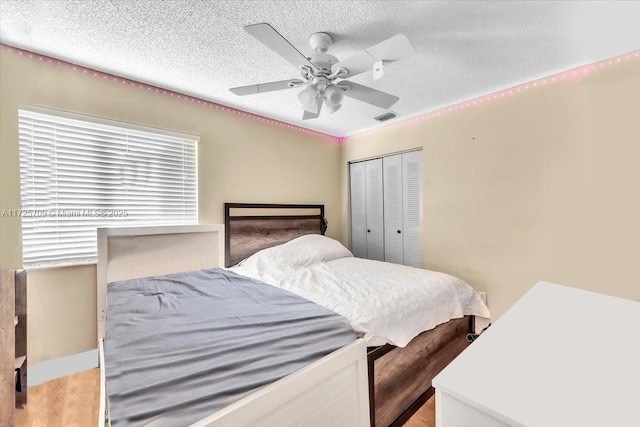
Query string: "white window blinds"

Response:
xmin=18 ymin=108 xmax=198 ymax=267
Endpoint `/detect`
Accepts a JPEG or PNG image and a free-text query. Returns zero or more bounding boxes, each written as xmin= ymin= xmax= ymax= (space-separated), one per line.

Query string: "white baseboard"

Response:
xmin=28 ymin=348 xmax=98 ymax=386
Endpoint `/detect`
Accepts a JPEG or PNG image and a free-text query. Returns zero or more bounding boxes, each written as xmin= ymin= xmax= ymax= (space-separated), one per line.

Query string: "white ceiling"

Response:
xmin=1 ymin=1 xmax=638 ymax=137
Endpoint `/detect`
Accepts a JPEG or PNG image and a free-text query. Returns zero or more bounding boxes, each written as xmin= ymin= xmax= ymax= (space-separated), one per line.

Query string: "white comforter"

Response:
xmin=230 ymin=235 xmax=490 ymax=347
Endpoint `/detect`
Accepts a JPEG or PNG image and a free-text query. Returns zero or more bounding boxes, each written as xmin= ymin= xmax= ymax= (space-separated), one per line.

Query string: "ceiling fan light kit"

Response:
xmin=230 ymin=23 xmax=415 ymax=120
xmin=324 ymin=85 xmax=344 ymax=107
xmin=325 ymin=103 xmax=342 ymax=115
xmin=298 ymin=85 xmax=319 ymax=112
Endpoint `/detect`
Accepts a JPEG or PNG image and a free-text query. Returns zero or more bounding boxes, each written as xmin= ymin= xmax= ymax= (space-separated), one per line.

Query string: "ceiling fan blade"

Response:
xmin=339 ymin=81 xmax=399 ymax=109
xmin=230 ymin=79 xmax=303 ymax=96
xmin=245 ymin=23 xmax=316 ymax=70
xmin=302 ymin=95 xmax=324 ymax=120
xmin=331 ymin=34 xmax=415 ymax=79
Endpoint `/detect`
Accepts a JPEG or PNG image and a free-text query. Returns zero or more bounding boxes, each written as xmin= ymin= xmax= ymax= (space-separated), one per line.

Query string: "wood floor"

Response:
xmin=16 ymin=369 xmax=100 ymax=427
xmin=16 ymin=369 xmax=435 ymax=426
xmin=403 ymin=397 xmax=436 ymax=427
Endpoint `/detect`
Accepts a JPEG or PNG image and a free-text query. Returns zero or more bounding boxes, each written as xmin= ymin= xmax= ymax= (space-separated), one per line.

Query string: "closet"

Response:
xmin=349 ymin=150 xmax=422 ymax=267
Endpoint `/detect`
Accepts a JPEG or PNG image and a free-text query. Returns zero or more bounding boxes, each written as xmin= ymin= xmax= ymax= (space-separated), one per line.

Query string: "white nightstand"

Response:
xmin=433 ymin=281 xmax=640 ymax=427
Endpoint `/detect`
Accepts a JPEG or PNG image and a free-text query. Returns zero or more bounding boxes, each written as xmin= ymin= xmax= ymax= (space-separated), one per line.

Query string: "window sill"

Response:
xmin=25 ymin=261 xmax=97 ymax=271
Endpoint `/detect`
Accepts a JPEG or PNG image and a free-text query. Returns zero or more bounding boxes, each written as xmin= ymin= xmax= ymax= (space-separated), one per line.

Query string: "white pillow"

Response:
xmin=280 ymin=234 xmax=353 ymax=266
xmin=238 ymin=234 xmax=353 ymax=269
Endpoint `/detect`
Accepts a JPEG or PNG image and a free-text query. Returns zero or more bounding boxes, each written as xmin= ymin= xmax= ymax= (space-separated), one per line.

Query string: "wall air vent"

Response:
xmin=374 ymin=111 xmax=398 ymax=122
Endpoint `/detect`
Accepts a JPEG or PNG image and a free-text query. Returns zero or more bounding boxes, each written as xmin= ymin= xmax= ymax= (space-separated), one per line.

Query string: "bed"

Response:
xmin=97 ymin=224 xmax=370 ymax=427
xmin=97 ymin=204 xmax=489 ymax=427
xmin=224 ymin=203 xmax=491 ymax=427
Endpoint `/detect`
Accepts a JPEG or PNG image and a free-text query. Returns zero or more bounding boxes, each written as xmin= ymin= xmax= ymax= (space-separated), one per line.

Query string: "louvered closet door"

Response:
xmin=365 ymin=158 xmax=385 ymax=261
xmin=383 ymin=154 xmax=403 ymax=264
xmin=402 ymin=151 xmax=423 ymax=267
xmin=349 ymin=162 xmax=367 ymax=258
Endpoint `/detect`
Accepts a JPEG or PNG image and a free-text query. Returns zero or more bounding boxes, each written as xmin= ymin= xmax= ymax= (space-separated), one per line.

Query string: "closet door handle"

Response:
xmin=397 ymin=230 xmax=401 ymax=234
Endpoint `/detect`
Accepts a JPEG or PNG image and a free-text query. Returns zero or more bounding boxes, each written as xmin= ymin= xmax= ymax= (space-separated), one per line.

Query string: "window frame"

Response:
xmin=17 ymin=106 xmax=199 ymax=268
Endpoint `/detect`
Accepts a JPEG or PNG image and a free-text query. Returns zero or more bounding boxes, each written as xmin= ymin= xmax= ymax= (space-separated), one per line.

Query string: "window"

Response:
xmin=18 ymin=108 xmax=198 ymax=267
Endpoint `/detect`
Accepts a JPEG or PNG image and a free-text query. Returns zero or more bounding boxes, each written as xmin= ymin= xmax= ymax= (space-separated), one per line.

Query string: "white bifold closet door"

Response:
xmin=351 ymin=151 xmax=422 ymax=267
xmin=349 ymin=158 xmax=384 ymax=261
xmin=383 ymin=152 xmax=423 ymax=267
xmin=349 ymin=161 xmax=367 ymax=258
xmin=383 ymin=154 xmax=404 ymax=263
xmin=401 ymin=151 xmax=423 ymax=267
xmin=364 ymin=158 xmax=385 ymax=261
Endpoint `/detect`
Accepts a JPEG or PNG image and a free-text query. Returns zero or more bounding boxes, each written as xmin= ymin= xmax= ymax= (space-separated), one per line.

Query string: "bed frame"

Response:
xmin=224 ymin=203 xmax=474 ymax=427
xmin=96 ymin=224 xmax=369 ymax=427
xmin=224 ymin=203 xmax=327 ymax=267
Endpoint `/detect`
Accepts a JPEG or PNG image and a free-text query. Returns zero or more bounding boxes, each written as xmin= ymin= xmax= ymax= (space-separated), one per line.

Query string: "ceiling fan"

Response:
xmin=230 ymin=23 xmax=415 ymax=120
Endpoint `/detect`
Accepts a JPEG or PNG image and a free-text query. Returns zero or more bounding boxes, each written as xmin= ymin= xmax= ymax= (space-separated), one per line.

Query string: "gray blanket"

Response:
xmin=105 ymin=268 xmax=355 ymax=426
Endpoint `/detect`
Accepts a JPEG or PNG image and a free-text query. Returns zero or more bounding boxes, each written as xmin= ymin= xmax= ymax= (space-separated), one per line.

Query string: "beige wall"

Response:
xmin=342 ymin=58 xmax=640 ymax=320
xmin=0 ymin=49 xmax=342 ymax=364
xmin=2 ymin=46 xmax=638 ymax=364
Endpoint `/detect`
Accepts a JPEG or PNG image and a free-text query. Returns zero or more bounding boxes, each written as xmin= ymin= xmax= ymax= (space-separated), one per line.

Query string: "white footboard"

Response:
xmin=192 ymin=338 xmax=369 ymax=427
xmin=99 ymin=339 xmax=369 ymax=427
xmin=98 ymin=338 xmax=108 ymax=427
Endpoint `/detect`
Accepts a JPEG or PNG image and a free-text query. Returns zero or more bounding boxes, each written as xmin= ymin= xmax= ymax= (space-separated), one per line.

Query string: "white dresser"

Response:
xmin=433 ymin=281 xmax=640 ymax=427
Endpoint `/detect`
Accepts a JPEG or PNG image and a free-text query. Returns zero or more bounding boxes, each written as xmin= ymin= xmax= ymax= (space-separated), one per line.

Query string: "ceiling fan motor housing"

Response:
xmin=308 ymin=32 xmax=339 ymax=71
xmin=309 ymin=32 xmax=332 ymax=53
xmin=308 ymin=53 xmax=339 ymax=71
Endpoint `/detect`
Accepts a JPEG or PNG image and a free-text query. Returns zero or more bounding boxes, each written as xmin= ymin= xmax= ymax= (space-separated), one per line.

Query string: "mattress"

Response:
xmin=104 ymin=268 xmax=355 ymax=426
xmin=230 ymin=234 xmax=491 ymax=347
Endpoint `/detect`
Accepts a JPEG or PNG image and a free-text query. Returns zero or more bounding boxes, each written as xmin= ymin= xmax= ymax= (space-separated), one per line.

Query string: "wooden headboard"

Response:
xmin=225 ymin=203 xmax=327 ymax=267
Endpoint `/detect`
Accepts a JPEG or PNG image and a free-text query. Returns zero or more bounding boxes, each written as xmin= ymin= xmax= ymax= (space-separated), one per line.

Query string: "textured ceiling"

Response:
xmin=1 ymin=1 xmax=638 ymax=137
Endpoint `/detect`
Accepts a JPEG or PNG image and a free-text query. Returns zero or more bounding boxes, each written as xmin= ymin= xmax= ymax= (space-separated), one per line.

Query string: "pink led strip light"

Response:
xmin=2 ymin=44 xmax=638 ymax=143
xmin=1 ymin=44 xmax=341 ymax=142
xmin=351 ymin=49 xmax=640 ymax=139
